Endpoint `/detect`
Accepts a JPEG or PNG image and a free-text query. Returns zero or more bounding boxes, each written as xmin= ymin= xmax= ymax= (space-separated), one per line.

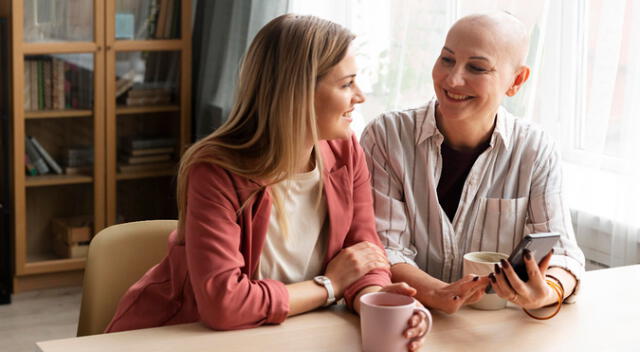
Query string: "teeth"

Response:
xmin=343 ymin=112 xmax=352 ymax=117
xmin=446 ymin=91 xmax=469 ymax=100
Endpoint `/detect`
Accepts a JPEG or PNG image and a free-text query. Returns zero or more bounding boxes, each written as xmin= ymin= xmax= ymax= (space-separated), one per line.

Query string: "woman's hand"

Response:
xmin=324 ymin=241 xmax=389 ymax=299
xmin=423 ymin=274 xmax=490 ymax=314
xmin=490 ymin=249 xmax=558 ymax=309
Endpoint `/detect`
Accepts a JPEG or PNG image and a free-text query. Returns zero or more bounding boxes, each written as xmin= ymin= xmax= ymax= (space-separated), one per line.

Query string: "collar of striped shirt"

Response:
xmin=414 ymin=98 xmax=513 ymax=150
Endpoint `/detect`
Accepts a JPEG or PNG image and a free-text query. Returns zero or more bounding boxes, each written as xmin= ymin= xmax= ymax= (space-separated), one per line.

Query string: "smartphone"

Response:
xmin=486 ymin=232 xmax=560 ymax=293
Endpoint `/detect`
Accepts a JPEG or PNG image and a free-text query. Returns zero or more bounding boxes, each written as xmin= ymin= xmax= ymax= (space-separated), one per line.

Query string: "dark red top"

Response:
xmin=437 ymin=141 xmax=489 ymax=221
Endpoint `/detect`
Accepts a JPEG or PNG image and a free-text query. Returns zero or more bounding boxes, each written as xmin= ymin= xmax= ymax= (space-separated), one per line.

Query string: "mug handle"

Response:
xmin=413 ymin=305 xmax=433 ymax=337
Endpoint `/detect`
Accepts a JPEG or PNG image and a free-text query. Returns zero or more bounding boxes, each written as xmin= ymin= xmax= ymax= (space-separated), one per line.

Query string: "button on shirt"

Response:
xmin=360 ymin=98 xmax=585 ymax=300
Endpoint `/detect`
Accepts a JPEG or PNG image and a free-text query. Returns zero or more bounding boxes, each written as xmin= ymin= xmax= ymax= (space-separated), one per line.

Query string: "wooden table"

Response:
xmin=37 ymin=265 xmax=640 ymax=352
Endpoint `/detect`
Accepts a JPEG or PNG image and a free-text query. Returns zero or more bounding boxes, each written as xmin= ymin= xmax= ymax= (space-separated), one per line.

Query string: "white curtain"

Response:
xmin=289 ymin=0 xmax=640 ymax=269
xmin=536 ymin=0 xmax=640 ymax=269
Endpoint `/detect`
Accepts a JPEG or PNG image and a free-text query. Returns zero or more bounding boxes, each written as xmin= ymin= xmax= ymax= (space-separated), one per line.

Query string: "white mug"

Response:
xmin=463 ymin=251 xmax=509 ymax=310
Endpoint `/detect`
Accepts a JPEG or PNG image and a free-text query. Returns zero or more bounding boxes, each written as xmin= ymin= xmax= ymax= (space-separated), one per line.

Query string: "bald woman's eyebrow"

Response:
xmin=469 ymin=56 xmax=490 ymax=62
xmin=443 ymin=47 xmax=490 ymax=62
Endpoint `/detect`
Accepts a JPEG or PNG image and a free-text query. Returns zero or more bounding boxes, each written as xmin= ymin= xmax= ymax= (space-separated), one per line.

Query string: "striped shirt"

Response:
xmin=360 ymin=98 xmax=585 ymax=299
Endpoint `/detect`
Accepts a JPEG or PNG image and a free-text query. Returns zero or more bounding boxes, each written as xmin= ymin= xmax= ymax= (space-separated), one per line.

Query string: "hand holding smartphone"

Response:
xmin=508 ymin=232 xmax=560 ymax=282
xmin=486 ymin=232 xmax=560 ymax=293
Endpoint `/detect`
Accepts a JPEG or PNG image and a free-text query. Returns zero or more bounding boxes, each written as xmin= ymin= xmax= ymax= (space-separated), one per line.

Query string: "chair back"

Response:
xmin=76 ymin=220 xmax=177 ymax=336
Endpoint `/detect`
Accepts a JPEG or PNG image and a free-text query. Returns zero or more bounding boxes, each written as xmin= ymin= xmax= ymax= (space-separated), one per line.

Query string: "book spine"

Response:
xmin=129 ymin=138 xmax=175 ymax=149
xmin=52 ymin=59 xmax=59 ymax=110
xmin=70 ymin=63 xmax=78 ymax=108
xmin=147 ymin=0 xmax=158 ymax=38
xmin=25 ymin=153 xmax=38 ymax=176
xmin=155 ymin=0 xmax=168 ymax=39
xmin=64 ymin=62 xmax=71 ymax=108
xmin=30 ymin=61 xmax=38 ymax=111
xmin=44 ymin=59 xmax=52 ymax=110
xmin=38 ymin=60 xmax=44 ymax=110
xmin=24 ymin=61 xmax=31 ymax=110
xmin=57 ymin=60 xmax=65 ymax=110
xmin=25 ymin=137 xmax=49 ymax=174
xmin=29 ymin=136 xmax=63 ymax=174
xmin=170 ymin=0 xmax=180 ymax=38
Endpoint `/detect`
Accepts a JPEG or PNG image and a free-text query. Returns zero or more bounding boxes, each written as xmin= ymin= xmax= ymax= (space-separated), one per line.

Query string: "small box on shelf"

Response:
xmin=51 ymin=216 xmax=92 ymax=259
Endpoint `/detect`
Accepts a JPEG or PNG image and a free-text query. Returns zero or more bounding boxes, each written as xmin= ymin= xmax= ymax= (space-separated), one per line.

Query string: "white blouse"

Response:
xmin=257 ymin=166 xmax=328 ymax=284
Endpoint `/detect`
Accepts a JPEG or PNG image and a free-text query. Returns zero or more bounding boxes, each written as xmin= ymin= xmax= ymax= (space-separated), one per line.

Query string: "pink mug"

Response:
xmin=360 ymin=292 xmax=433 ymax=352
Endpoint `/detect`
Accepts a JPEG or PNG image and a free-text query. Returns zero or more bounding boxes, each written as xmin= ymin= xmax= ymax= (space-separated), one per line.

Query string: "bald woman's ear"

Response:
xmin=506 ymin=66 xmax=530 ymax=97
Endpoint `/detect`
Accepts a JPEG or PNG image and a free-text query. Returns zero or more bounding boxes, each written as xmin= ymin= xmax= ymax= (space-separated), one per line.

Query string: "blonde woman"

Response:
xmin=106 ymin=14 xmax=427 ymax=351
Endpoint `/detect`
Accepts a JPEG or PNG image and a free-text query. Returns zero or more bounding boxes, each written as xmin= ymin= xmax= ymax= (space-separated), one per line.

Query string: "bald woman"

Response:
xmin=361 ymin=12 xmax=585 ymax=315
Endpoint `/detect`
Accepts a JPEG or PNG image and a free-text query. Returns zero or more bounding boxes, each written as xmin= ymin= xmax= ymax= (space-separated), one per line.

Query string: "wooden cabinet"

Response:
xmin=9 ymin=0 xmax=191 ymax=292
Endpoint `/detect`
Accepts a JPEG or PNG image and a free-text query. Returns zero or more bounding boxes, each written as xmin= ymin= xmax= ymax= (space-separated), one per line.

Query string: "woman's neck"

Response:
xmin=435 ymin=107 xmax=496 ymax=152
xmin=295 ymin=144 xmax=315 ymax=174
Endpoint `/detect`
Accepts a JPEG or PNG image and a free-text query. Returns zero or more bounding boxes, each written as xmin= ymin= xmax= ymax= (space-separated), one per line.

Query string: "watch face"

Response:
xmin=314 ymin=276 xmax=328 ymax=285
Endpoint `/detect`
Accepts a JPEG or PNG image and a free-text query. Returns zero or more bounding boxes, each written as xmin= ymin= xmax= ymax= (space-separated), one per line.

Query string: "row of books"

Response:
xmin=25 ymin=136 xmax=64 ymax=175
xmin=23 ymin=57 xmax=93 ymax=111
xmin=118 ymin=137 xmax=176 ymax=173
xmin=25 ymin=138 xmax=93 ymax=176
xmin=25 ymin=136 xmax=177 ymax=176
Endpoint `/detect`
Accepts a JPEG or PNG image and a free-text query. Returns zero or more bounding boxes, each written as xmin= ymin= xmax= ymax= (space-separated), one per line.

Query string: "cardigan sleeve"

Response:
xmin=185 ymin=163 xmax=289 ymax=330
xmin=342 ymin=134 xmax=392 ymax=308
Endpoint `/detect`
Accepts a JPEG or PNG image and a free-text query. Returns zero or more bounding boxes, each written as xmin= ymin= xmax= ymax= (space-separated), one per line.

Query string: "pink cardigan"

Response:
xmin=105 ymin=135 xmax=391 ymax=332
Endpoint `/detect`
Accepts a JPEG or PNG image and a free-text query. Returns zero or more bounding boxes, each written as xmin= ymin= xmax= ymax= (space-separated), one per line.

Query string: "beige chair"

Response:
xmin=76 ymin=220 xmax=177 ymax=336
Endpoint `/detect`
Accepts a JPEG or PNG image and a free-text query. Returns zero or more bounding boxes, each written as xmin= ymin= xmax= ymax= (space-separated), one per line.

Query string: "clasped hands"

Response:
xmin=425 ymin=249 xmax=557 ymax=313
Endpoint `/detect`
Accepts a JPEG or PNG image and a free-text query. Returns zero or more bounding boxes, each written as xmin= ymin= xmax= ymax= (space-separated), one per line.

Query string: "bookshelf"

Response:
xmin=9 ymin=0 xmax=191 ymax=292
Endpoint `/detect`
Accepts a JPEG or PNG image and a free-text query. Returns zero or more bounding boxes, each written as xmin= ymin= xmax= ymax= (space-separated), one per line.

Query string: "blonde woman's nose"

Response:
xmin=354 ymin=85 xmax=366 ymax=104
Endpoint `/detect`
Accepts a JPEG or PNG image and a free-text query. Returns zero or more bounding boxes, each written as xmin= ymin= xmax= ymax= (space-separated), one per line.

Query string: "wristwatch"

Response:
xmin=313 ymin=275 xmax=336 ymax=306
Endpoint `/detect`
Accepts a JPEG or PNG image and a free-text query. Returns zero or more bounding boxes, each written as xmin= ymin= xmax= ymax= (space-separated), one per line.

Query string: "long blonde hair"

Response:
xmin=176 ymin=14 xmax=355 ymax=239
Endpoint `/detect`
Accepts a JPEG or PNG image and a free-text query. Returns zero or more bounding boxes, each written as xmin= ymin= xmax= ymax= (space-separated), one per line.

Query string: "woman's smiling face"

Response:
xmin=432 ymin=20 xmax=523 ymax=124
xmin=315 ymin=46 xmax=366 ymax=141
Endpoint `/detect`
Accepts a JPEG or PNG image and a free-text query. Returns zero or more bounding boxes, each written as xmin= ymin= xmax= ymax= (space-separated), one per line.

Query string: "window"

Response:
xmin=290 ymin=0 xmax=640 ymax=266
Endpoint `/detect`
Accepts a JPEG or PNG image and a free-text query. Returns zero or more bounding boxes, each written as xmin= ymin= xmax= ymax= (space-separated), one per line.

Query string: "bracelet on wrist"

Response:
xmin=522 ymin=279 xmax=564 ymax=320
xmin=544 ymin=274 xmax=565 ymax=296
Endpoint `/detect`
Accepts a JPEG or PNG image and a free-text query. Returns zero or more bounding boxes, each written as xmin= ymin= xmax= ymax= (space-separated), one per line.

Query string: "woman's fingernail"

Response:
xmin=551 ymin=248 xmax=555 ymax=254
xmin=524 ymin=248 xmax=532 ymax=260
xmin=489 ymin=273 xmax=497 ymax=283
xmin=494 ymin=263 xmax=501 ymax=274
xmin=473 ymin=275 xmax=479 ymax=281
xmin=500 ymin=259 xmax=510 ymax=268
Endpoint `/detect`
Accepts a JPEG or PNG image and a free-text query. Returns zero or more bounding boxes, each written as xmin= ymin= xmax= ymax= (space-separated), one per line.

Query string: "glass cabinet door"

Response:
xmin=14 ymin=0 xmax=104 ymax=279
xmin=110 ymin=50 xmax=181 ymax=224
xmin=23 ymin=0 xmax=94 ymax=42
xmin=23 ymin=52 xmax=98 ymax=264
